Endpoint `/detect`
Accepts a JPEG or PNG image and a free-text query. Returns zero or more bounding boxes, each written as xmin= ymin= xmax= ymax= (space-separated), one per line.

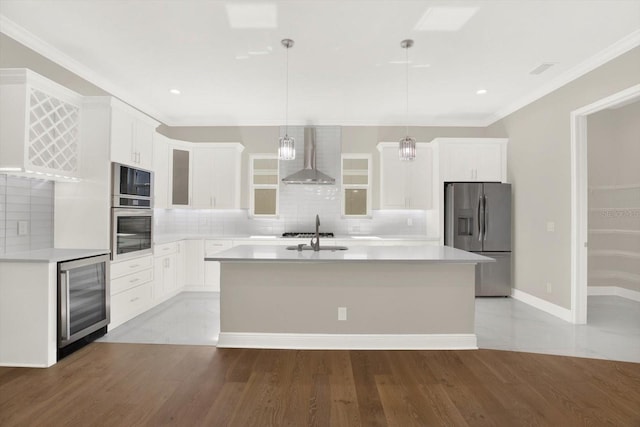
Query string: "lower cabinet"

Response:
xmin=153 ymin=242 xmax=179 ymax=303
xmin=109 ymin=255 xmax=154 ymax=330
xmin=204 ymin=240 xmax=233 ymax=292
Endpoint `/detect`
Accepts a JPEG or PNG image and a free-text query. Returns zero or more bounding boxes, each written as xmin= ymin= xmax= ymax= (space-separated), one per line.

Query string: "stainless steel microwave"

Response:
xmin=112 ymin=162 xmax=153 ymax=208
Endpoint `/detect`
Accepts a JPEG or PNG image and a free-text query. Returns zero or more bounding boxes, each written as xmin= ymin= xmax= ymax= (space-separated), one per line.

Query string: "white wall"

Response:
xmin=487 ymin=46 xmax=640 ymax=309
xmin=587 ymin=100 xmax=640 ymax=293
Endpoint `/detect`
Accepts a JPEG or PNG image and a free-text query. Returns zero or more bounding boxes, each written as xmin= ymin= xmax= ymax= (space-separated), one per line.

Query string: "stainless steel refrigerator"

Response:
xmin=445 ymin=182 xmax=512 ymax=296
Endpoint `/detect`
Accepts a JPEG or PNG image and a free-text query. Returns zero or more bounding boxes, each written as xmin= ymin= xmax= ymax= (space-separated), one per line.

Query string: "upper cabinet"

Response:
xmin=191 ymin=143 xmax=244 ymax=209
xmin=341 ymin=154 xmax=372 ymax=217
xmin=435 ymin=138 xmax=507 ymax=182
xmin=0 ymin=68 xmax=82 ymax=180
xmin=168 ymin=141 xmax=192 ymax=207
xmin=378 ymin=143 xmax=433 ymax=210
xmin=109 ymin=98 xmax=158 ymax=169
xmin=250 ymin=154 xmax=279 ymax=217
xmin=152 ymin=132 xmax=170 ymax=209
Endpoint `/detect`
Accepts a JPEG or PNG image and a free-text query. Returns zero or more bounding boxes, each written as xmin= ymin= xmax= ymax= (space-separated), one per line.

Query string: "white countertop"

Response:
xmin=206 ymin=244 xmax=493 ymax=263
xmin=0 ymin=248 xmax=110 ymax=263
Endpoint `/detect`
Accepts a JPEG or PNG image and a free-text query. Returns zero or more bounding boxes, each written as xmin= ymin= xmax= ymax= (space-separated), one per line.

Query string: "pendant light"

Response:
xmin=278 ymin=38 xmax=295 ymax=160
xmin=399 ymin=39 xmax=416 ymax=161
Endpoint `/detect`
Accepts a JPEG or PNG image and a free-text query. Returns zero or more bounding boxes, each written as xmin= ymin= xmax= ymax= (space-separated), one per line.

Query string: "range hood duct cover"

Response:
xmin=282 ymin=128 xmax=335 ymax=185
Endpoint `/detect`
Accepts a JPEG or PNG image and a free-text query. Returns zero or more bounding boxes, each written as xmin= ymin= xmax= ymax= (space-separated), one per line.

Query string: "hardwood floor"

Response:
xmin=1 ymin=343 xmax=639 ymax=426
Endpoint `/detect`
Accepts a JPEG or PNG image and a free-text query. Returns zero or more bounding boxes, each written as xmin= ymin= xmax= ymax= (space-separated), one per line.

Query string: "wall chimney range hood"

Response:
xmin=282 ymin=128 xmax=335 ymax=185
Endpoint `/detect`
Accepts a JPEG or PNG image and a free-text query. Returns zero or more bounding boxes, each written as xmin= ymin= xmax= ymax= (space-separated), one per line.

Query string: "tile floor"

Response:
xmin=99 ymin=293 xmax=640 ymax=363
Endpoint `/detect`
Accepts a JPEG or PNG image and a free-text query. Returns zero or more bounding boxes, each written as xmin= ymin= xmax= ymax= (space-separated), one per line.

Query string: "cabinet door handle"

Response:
xmin=129 ymin=278 xmax=140 ymax=284
xmin=130 ymin=297 xmax=140 ymax=303
xmin=129 ymin=264 xmax=140 ymax=269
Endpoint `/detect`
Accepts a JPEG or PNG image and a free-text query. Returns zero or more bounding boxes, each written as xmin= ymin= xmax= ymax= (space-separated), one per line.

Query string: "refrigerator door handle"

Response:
xmin=477 ymin=196 xmax=483 ymax=241
xmin=483 ymin=195 xmax=489 ymax=241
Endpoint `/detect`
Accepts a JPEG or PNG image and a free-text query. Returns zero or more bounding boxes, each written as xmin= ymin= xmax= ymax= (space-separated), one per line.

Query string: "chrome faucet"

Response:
xmin=310 ymin=214 xmax=321 ymax=251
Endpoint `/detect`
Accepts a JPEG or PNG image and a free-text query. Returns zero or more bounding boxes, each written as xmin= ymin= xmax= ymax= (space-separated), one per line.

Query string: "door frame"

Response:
xmin=570 ymin=83 xmax=640 ymax=324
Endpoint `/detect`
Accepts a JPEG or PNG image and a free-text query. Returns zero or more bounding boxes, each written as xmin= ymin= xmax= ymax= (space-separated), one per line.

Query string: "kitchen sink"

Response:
xmin=286 ymin=245 xmax=348 ymax=251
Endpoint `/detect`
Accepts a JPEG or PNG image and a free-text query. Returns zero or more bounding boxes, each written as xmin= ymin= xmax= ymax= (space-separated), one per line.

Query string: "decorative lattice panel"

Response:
xmin=27 ymin=88 xmax=80 ymax=173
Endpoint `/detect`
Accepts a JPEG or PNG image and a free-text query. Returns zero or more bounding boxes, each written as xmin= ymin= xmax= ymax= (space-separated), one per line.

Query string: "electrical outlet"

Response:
xmin=546 ymin=221 xmax=555 ymax=232
xmin=338 ymin=307 xmax=347 ymax=321
xmin=18 ymin=221 xmax=28 ymax=236
xmin=407 ymin=218 xmax=413 ymax=226
xmin=546 ymin=282 xmax=552 ymax=293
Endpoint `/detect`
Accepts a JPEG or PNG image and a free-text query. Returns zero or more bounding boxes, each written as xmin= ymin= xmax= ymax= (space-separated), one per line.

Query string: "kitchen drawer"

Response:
xmin=154 ymin=241 xmax=178 ymax=256
xmin=111 ymin=255 xmax=153 ymax=279
xmin=110 ymin=282 xmax=153 ymax=329
xmin=111 ymin=268 xmax=153 ymax=296
xmin=205 ymin=240 xmax=233 ymax=256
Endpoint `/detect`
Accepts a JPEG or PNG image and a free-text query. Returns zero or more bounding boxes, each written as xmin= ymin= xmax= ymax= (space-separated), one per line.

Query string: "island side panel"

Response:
xmin=0 ymin=261 xmax=57 ymax=367
xmin=220 ymin=261 xmax=475 ymax=335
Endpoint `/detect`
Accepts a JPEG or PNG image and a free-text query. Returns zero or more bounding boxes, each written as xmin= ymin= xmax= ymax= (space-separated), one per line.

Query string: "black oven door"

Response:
xmin=117 ymin=164 xmax=152 ymax=197
xmin=111 ymin=209 xmax=153 ymax=261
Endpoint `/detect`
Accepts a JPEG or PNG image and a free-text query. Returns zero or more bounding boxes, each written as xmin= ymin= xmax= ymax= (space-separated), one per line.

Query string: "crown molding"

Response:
xmin=489 ymin=29 xmax=640 ymax=126
xmin=161 ymin=116 xmax=491 ymax=127
xmin=0 ymin=14 xmax=170 ymax=125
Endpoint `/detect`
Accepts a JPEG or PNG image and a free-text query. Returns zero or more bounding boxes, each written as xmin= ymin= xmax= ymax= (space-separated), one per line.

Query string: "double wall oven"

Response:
xmin=111 ymin=163 xmax=154 ymax=260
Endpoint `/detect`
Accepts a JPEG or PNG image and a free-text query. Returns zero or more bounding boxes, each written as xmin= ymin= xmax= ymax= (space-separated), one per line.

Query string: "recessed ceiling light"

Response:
xmin=414 ymin=7 xmax=478 ymax=31
xmin=248 ymin=50 xmax=270 ymax=56
xmin=476 ymin=89 xmax=487 ymax=95
xmin=226 ymin=3 xmax=277 ymax=29
xmin=412 ymin=64 xmax=431 ymax=69
xmin=169 ymin=89 xmax=181 ymax=95
xmin=389 ymin=60 xmax=411 ymax=65
xmin=235 ymin=55 xmax=250 ymax=60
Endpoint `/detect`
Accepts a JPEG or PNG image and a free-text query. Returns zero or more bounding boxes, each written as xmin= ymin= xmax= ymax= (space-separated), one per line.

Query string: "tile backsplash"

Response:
xmin=0 ymin=175 xmax=55 ymax=255
xmin=154 ymin=208 xmax=427 ymax=237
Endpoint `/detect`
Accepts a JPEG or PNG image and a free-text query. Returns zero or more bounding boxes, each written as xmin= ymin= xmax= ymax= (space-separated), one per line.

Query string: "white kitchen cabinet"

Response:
xmin=341 ymin=154 xmax=372 ymax=217
xmin=250 ymin=154 xmax=279 ymax=217
xmin=109 ymin=255 xmax=154 ymax=329
xmin=436 ymin=138 xmax=507 ymax=182
xmin=109 ymin=98 xmax=158 ymax=169
xmin=153 ymin=242 xmax=178 ymax=303
xmin=152 ymin=132 xmax=170 ymax=209
xmin=191 ymin=143 xmax=244 ymax=209
xmin=168 ymin=141 xmax=192 ymax=207
xmin=176 ymin=241 xmax=187 ymax=289
xmin=204 ymin=240 xmax=234 ymax=292
xmin=378 ymin=142 xmax=433 ymax=209
xmin=0 ymin=68 xmax=82 ymax=180
xmin=184 ymin=239 xmax=205 ymax=289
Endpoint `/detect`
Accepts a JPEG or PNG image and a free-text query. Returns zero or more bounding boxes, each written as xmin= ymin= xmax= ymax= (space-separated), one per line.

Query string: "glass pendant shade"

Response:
xmin=399 ymin=135 xmax=416 ymax=161
xmin=279 ymin=38 xmax=295 ymax=160
xmin=398 ymin=39 xmax=416 ymax=161
xmin=278 ymin=134 xmax=295 ymax=160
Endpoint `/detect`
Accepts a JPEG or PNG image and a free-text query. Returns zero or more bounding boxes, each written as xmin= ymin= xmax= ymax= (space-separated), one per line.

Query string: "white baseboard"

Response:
xmin=0 ymin=362 xmax=49 ymax=368
xmin=183 ymin=286 xmax=218 ymax=292
xmin=588 ymin=286 xmax=640 ymax=302
xmin=511 ymin=289 xmax=573 ymax=322
xmin=217 ymin=333 xmax=478 ymax=350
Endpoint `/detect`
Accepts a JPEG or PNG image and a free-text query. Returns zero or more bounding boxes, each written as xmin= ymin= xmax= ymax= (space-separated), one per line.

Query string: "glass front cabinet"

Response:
xmin=341 ymin=154 xmax=372 ymax=217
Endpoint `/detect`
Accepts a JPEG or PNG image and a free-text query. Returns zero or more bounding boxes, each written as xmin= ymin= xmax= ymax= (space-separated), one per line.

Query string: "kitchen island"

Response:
xmin=207 ymin=244 xmax=492 ymax=350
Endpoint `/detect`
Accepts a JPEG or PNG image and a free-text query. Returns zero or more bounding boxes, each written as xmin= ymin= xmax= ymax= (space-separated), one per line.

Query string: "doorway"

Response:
xmin=571 ymin=84 xmax=640 ymax=323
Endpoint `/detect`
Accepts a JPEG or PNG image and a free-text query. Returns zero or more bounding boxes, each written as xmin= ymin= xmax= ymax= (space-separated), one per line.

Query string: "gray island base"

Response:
xmin=207 ymin=245 xmax=493 ymax=350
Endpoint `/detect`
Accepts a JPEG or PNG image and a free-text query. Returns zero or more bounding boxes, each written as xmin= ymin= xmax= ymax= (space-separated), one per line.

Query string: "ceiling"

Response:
xmin=1 ymin=1 xmax=639 ymax=127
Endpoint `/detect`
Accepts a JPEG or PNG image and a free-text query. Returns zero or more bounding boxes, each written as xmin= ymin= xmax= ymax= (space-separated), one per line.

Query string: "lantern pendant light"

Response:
xmin=278 ymin=38 xmax=295 ymax=160
xmin=399 ymin=39 xmax=416 ymax=161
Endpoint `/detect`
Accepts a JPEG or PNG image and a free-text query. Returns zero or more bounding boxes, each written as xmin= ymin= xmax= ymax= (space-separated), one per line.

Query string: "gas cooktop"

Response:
xmin=282 ymin=232 xmax=334 ymax=238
